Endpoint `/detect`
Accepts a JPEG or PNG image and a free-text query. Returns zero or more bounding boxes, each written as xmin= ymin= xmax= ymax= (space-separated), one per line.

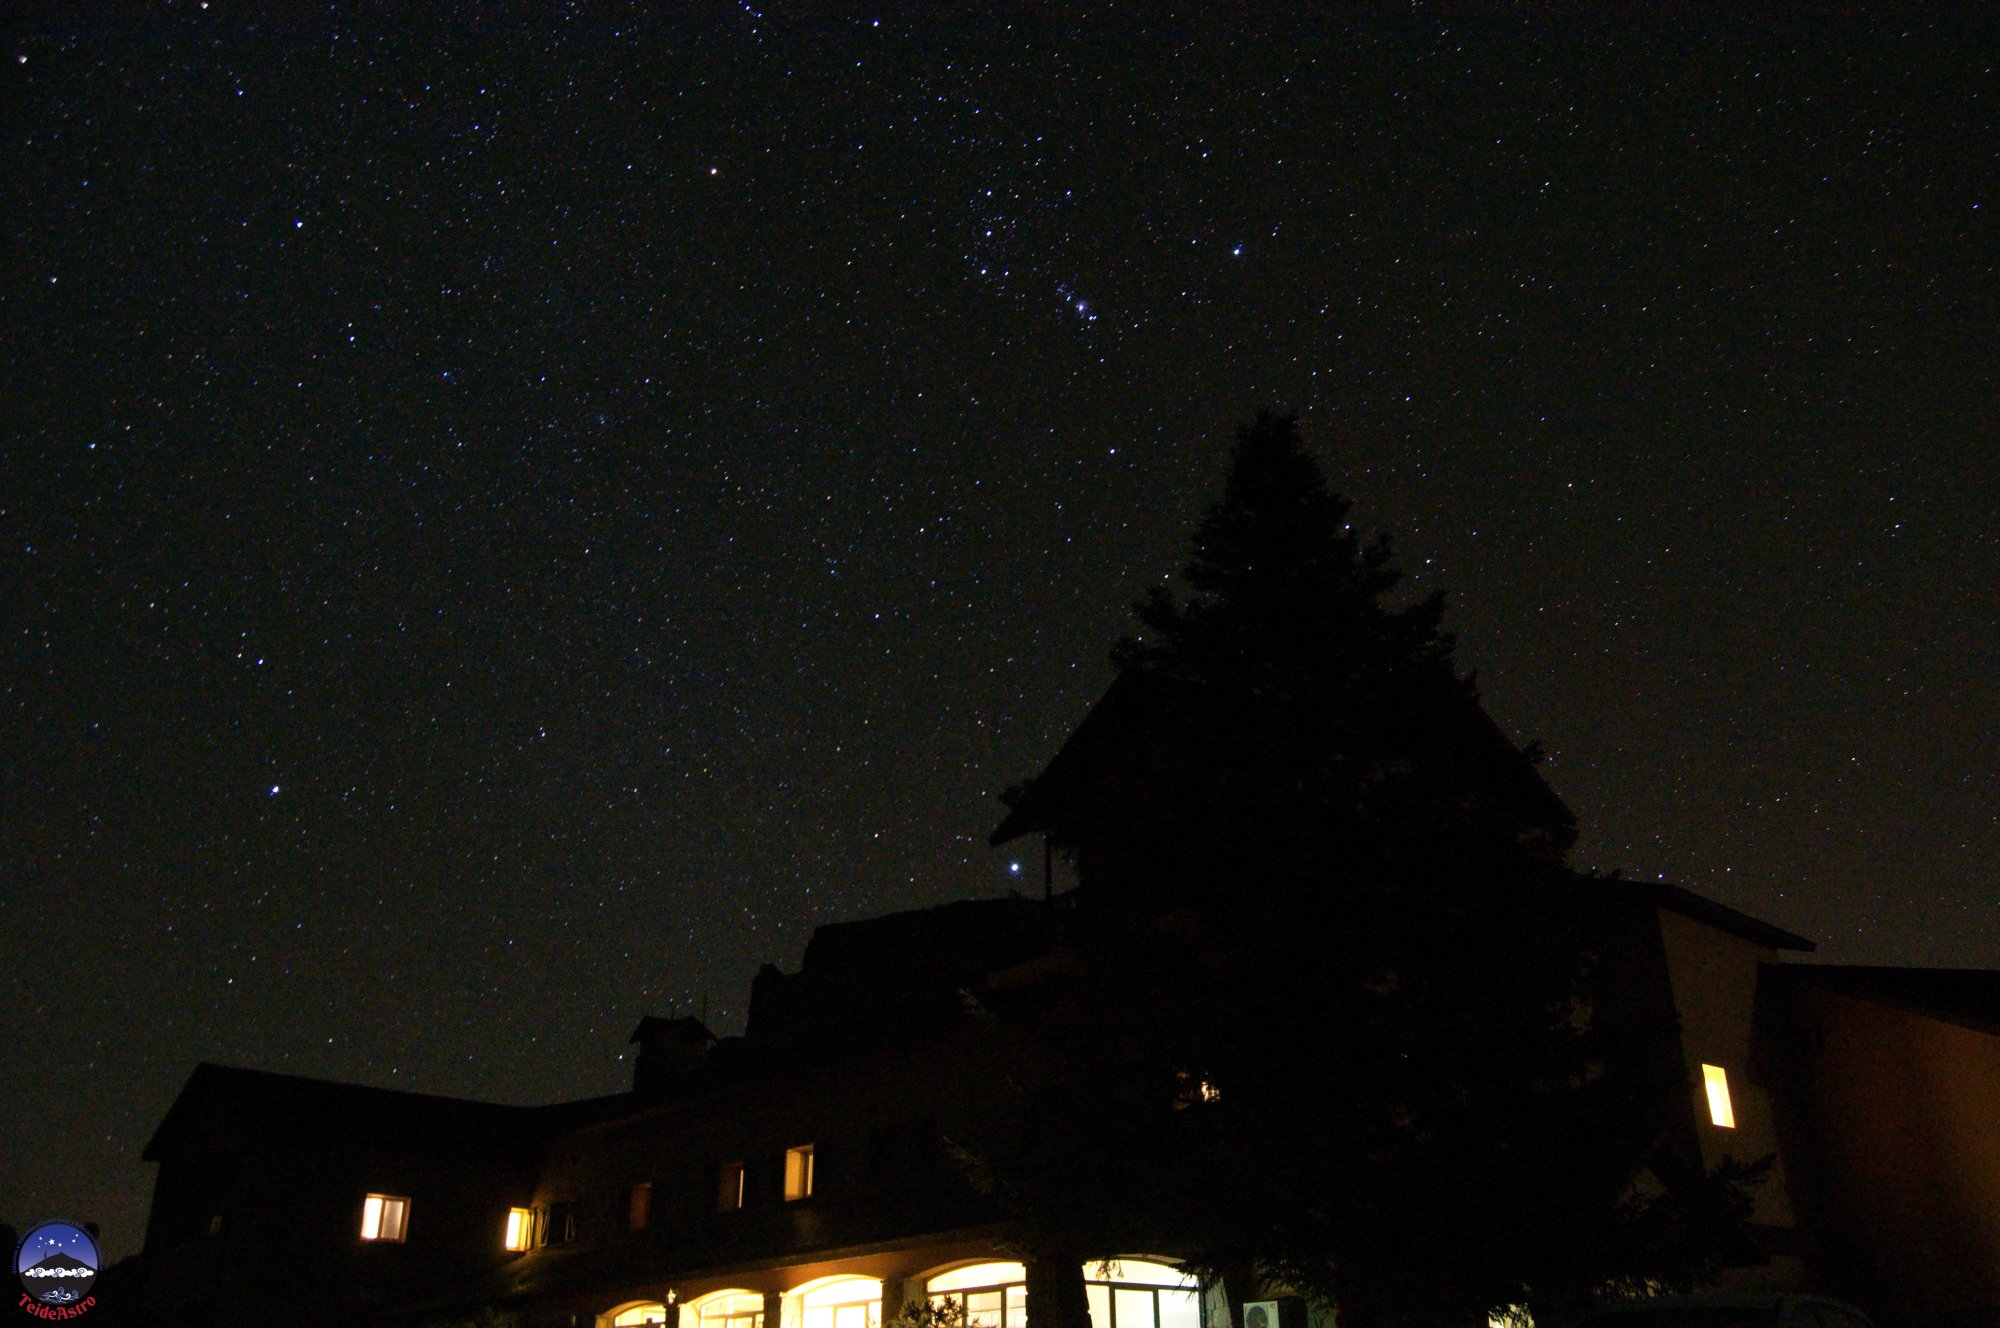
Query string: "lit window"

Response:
xmin=928 ymin=1262 xmax=1028 ymax=1328
xmin=628 ymin=1181 xmax=653 ymax=1231
xmin=1702 ymin=1063 xmax=1736 ymax=1129
xmin=689 ymin=1289 xmax=766 ymax=1328
xmin=614 ymin=1305 xmax=671 ymax=1327
xmin=716 ymin=1161 xmax=747 ymax=1211
xmin=360 ymin=1193 xmax=409 ymax=1242
xmin=1172 ymin=1071 xmax=1221 ymax=1110
xmin=795 ymin=1275 xmax=881 ymax=1328
xmin=503 ymin=1207 xmax=532 ymax=1252
xmin=785 ymin=1144 xmax=816 ymax=1201
xmin=1083 ymin=1260 xmax=1198 ymax=1328
xmin=928 ymin=1263 xmax=1028 ymax=1294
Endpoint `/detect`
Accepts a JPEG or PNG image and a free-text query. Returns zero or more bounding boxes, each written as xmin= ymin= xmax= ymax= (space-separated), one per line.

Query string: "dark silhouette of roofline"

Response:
xmin=1615 ymin=879 xmax=1816 ymax=952
xmin=142 ymin=1061 xmax=631 ymax=1160
xmin=1763 ymin=963 xmax=2000 ymax=1035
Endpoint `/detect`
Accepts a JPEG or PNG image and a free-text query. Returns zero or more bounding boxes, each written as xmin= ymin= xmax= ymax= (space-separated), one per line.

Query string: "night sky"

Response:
xmin=5 ymin=7 xmax=1996 ymax=1261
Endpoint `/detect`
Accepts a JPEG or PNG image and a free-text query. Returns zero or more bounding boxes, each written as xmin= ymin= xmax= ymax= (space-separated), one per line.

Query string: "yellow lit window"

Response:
xmin=503 ymin=1207 xmax=532 ymax=1252
xmin=1702 ymin=1063 xmax=1736 ymax=1128
xmin=689 ymin=1289 xmax=766 ymax=1328
xmin=797 ymin=1275 xmax=882 ymax=1328
xmin=1081 ymin=1260 xmax=1198 ymax=1328
xmin=1172 ymin=1070 xmax=1221 ymax=1110
xmin=784 ymin=1144 xmax=816 ymax=1201
xmin=928 ymin=1262 xmax=1028 ymax=1328
xmin=360 ymin=1193 xmax=409 ymax=1242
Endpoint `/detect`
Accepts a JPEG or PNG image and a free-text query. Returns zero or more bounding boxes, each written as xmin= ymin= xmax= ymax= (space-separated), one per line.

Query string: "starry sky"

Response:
xmin=4 ymin=5 xmax=1996 ymax=1262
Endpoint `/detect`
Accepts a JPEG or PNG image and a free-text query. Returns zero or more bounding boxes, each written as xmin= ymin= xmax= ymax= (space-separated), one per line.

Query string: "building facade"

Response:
xmin=111 ymin=674 xmax=2000 ymax=1327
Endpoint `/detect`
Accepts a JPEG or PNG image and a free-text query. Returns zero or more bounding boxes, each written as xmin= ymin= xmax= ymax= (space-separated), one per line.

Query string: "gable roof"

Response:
xmin=629 ymin=1015 xmax=717 ymax=1048
xmin=745 ymin=894 xmax=1058 ymax=1050
xmin=142 ymin=1062 xmax=630 ymax=1161
xmin=1616 ymin=879 xmax=1817 ymax=952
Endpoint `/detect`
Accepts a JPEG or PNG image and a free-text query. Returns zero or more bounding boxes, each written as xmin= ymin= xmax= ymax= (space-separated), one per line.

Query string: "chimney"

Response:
xmin=629 ymin=1016 xmax=715 ymax=1099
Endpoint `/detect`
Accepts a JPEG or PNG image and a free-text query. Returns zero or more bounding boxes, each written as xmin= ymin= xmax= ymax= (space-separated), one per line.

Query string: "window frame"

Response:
xmin=688 ymin=1289 xmax=767 ymax=1328
xmin=1082 ymin=1259 xmax=1200 ymax=1328
xmin=716 ymin=1160 xmax=748 ymax=1212
xmin=794 ymin=1275 xmax=882 ymax=1328
xmin=784 ymin=1143 xmax=816 ymax=1201
xmin=927 ymin=1263 xmax=1029 ymax=1328
xmin=359 ymin=1193 xmax=411 ymax=1243
xmin=1701 ymin=1062 xmax=1737 ymax=1129
xmin=539 ymin=1199 xmax=578 ymax=1246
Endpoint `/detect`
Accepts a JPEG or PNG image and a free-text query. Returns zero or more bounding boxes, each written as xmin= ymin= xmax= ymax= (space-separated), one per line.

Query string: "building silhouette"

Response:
xmin=112 ymin=677 xmax=2000 ymax=1328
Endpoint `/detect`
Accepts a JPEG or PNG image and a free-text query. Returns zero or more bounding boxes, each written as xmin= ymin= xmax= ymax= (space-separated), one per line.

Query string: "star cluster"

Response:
xmin=4 ymin=7 xmax=1995 ymax=1259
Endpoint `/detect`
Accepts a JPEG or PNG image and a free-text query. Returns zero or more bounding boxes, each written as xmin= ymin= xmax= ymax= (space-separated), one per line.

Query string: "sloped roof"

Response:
xmin=798 ymin=894 xmax=1053 ymax=979
xmin=142 ymin=1062 xmax=630 ymax=1161
xmin=1763 ymin=963 xmax=2000 ymax=1036
xmin=629 ymin=1015 xmax=716 ymax=1047
xmin=746 ymin=895 xmax=1057 ymax=1048
xmin=1615 ymin=879 xmax=1817 ymax=952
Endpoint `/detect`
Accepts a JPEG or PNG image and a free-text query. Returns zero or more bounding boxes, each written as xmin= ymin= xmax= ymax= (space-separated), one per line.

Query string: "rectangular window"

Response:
xmin=784 ymin=1144 xmax=816 ymax=1201
xmin=628 ymin=1181 xmax=653 ymax=1231
xmin=716 ymin=1161 xmax=746 ymax=1211
xmin=1115 ymin=1289 xmax=1157 ymax=1328
xmin=1158 ymin=1291 xmax=1199 ymax=1328
xmin=1702 ymin=1063 xmax=1736 ymax=1129
xmin=966 ymin=1290 xmax=1005 ymax=1328
xmin=359 ymin=1193 xmax=409 ymax=1242
xmin=503 ymin=1207 xmax=532 ymax=1252
xmin=541 ymin=1201 xmax=577 ymax=1245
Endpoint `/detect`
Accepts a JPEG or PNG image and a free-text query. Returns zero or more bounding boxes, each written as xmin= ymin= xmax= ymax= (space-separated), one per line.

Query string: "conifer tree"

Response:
xmin=983 ymin=412 xmax=1756 ymax=1328
xmin=1115 ymin=409 xmax=1460 ymax=707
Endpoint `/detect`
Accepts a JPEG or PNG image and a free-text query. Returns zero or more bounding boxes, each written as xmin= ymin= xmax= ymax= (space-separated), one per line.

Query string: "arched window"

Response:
xmin=688 ymin=1291 xmax=767 ymax=1328
xmin=790 ymin=1276 xmax=882 ymax=1328
xmin=926 ymin=1262 xmax=1028 ymax=1328
xmin=1083 ymin=1260 xmax=1200 ymax=1328
xmin=611 ymin=1304 xmax=670 ymax=1328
